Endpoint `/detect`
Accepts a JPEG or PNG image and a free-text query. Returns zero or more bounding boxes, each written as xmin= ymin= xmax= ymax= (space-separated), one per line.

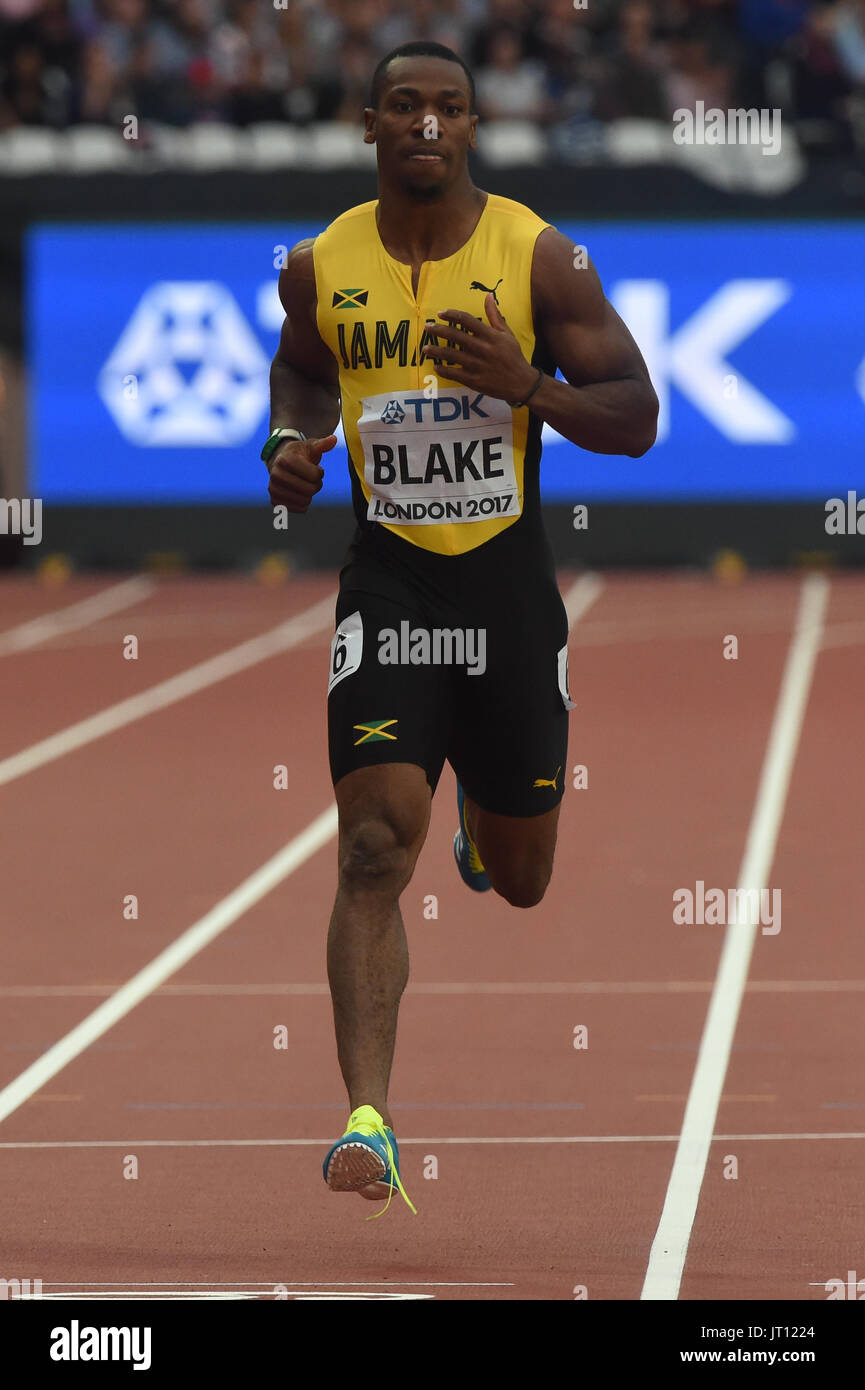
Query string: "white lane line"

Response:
xmin=0 ymin=591 xmax=335 ymax=788
xmin=2 ymin=1132 xmax=862 ymax=1150
xmin=1 ymin=978 xmax=863 ymax=998
xmin=0 ymin=805 xmax=338 ymax=1127
xmin=33 ymin=1291 xmax=435 ymax=1301
xmin=43 ymin=1281 xmax=512 ymax=1288
xmin=280 ymin=1294 xmax=435 ymax=1301
xmin=35 ymin=1293 xmax=261 ymax=1301
xmin=0 ymin=577 xmax=156 ymax=657
xmin=29 ymin=1289 xmax=425 ymax=1300
xmin=563 ymin=571 xmax=604 ymax=625
xmin=641 ymin=573 xmax=830 ymax=1302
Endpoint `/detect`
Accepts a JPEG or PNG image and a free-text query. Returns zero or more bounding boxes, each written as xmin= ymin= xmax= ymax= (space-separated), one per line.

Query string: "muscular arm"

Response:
xmin=528 ymin=227 xmax=658 ymax=457
xmin=269 ymin=238 xmax=341 ymax=437
xmin=264 ymin=239 xmax=341 ymax=512
xmin=423 ymin=225 xmax=658 ymax=458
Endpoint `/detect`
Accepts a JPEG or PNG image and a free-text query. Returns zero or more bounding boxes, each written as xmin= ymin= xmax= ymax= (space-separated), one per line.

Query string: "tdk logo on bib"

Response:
xmin=98 ymin=282 xmax=269 ymax=446
xmin=360 ymin=389 xmax=519 ymax=526
xmin=380 ymin=394 xmax=490 ymax=425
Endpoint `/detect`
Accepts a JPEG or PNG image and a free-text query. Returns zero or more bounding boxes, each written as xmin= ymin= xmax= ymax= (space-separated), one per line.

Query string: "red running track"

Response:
xmin=0 ymin=569 xmax=861 ymax=1301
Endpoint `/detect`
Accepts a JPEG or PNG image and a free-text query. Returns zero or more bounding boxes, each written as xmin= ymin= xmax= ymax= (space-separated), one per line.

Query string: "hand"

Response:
xmin=421 ymin=292 xmax=539 ymax=403
xmin=267 ymin=434 xmax=338 ymax=513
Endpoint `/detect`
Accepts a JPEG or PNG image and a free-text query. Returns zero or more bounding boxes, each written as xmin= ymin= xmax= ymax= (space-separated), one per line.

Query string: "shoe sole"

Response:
xmin=325 ymin=1140 xmax=389 ymax=1199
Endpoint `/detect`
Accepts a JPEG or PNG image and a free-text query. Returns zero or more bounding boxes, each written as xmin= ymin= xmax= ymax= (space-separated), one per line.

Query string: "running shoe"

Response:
xmin=453 ymin=781 xmax=491 ymax=892
xmin=322 ymin=1104 xmax=416 ymax=1217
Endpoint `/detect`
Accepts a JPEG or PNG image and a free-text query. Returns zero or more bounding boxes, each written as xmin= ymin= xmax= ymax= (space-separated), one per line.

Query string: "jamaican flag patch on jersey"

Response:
xmin=353 ymin=718 xmax=398 ymax=745
xmin=333 ymin=288 xmax=369 ymax=309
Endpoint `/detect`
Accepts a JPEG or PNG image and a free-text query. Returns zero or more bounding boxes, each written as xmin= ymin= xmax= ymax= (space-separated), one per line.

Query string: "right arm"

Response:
xmin=266 ymin=238 xmax=341 ymax=513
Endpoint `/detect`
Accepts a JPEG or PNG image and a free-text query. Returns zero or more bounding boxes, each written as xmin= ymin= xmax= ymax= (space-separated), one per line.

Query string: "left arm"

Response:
xmin=423 ymin=225 xmax=658 ymax=458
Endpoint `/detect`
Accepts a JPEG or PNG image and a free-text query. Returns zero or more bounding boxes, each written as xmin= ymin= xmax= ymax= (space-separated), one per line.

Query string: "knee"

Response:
xmin=339 ymin=817 xmax=416 ymax=894
xmin=497 ymin=863 xmax=551 ymax=910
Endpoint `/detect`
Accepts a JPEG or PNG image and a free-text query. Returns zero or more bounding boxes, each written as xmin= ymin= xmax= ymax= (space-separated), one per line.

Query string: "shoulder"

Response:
xmin=484 ymin=192 xmax=552 ymax=237
xmin=277 ymin=200 xmax=374 ymax=303
xmin=531 ymin=225 xmax=605 ymax=322
xmin=314 ymin=200 xmax=378 ymax=252
xmin=283 ymin=237 xmax=317 ymax=277
xmin=278 ymin=201 xmax=378 ymax=315
xmin=278 ymin=238 xmax=317 ymax=314
xmin=531 ymin=224 xmax=586 ymax=272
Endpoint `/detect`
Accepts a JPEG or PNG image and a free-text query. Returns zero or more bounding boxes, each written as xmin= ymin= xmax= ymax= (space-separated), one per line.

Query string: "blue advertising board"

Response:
xmin=28 ymin=221 xmax=865 ymax=503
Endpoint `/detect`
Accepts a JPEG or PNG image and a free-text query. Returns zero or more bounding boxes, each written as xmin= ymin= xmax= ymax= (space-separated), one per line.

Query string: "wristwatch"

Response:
xmin=261 ymin=426 xmax=307 ymax=463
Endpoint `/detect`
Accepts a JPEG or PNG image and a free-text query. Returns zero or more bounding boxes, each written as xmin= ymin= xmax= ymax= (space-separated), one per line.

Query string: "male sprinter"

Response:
xmin=262 ymin=41 xmax=657 ymax=1214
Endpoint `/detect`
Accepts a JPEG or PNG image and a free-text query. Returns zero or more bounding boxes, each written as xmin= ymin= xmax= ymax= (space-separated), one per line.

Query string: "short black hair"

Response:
xmin=369 ymin=41 xmax=476 ymax=114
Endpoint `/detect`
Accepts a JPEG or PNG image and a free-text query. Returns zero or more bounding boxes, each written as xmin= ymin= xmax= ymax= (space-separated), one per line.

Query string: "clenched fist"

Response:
xmin=267 ymin=434 xmax=338 ymax=514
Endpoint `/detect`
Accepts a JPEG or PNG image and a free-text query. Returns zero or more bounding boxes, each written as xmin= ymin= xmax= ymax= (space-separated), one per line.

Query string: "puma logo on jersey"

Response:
xmin=469 ymin=277 xmax=503 ymax=305
xmin=533 ymin=766 xmax=561 ymax=790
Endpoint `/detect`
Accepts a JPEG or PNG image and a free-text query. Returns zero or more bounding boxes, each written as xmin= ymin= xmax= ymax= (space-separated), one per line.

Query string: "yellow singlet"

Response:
xmin=313 ymin=193 xmax=552 ymax=557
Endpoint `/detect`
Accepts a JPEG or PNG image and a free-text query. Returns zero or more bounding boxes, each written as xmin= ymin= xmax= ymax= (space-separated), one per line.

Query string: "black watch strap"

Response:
xmin=510 ymin=368 xmax=545 ymax=410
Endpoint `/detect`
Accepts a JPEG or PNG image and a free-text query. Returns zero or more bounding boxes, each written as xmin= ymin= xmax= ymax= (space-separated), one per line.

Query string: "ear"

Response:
xmin=468 ymin=114 xmax=479 ymax=150
xmin=363 ymin=108 xmax=376 ymax=144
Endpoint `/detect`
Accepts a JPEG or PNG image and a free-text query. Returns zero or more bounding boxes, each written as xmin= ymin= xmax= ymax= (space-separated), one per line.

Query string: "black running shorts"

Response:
xmin=326 ymin=526 xmax=573 ymax=818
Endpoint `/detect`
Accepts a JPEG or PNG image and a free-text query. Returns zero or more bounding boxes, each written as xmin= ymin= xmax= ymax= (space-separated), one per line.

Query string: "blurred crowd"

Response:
xmin=1 ymin=0 xmax=863 ymax=156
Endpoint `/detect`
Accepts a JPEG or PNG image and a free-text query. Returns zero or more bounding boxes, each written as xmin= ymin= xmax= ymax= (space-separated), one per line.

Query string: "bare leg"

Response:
xmin=327 ymin=762 xmax=431 ymax=1130
xmin=465 ymin=798 xmax=561 ymax=909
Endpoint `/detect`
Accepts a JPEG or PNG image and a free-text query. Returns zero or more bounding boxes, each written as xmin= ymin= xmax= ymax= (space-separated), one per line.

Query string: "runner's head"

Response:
xmin=364 ymin=42 xmax=478 ymax=199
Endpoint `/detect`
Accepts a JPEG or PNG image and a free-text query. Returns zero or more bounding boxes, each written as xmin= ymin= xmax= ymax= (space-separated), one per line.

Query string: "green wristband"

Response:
xmin=261 ymin=427 xmax=307 ymax=463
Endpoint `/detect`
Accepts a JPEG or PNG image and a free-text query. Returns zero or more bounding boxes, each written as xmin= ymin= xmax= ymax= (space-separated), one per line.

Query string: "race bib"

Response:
xmin=328 ymin=610 xmax=363 ymax=695
xmin=357 ymin=388 xmax=520 ymax=526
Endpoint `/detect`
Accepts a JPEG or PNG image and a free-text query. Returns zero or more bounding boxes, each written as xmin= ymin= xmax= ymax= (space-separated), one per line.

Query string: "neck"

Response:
xmin=376 ymin=173 xmax=486 ymax=264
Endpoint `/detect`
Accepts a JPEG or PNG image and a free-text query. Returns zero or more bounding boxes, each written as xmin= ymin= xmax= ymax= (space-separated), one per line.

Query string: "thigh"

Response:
xmin=471 ymin=799 xmax=561 ymax=855
xmin=469 ymin=799 xmax=561 ymax=890
xmin=327 ymin=588 xmax=454 ymax=797
xmin=447 ymin=582 xmax=573 ymax=819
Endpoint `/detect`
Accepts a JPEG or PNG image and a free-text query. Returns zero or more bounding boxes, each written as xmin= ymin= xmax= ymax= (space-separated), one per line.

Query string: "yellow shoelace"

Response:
xmin=466 ymin=830 xmax=486 ymax=876
xmin=461 ymin=816 xmax=486 ymax=876
xmin=345 ymin=1105 xmax=418 ymax=1219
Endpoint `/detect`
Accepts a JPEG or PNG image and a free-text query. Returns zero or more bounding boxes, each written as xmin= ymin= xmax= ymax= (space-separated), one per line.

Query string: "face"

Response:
xmin=364 ymin=56 xmax=478 ymax=200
